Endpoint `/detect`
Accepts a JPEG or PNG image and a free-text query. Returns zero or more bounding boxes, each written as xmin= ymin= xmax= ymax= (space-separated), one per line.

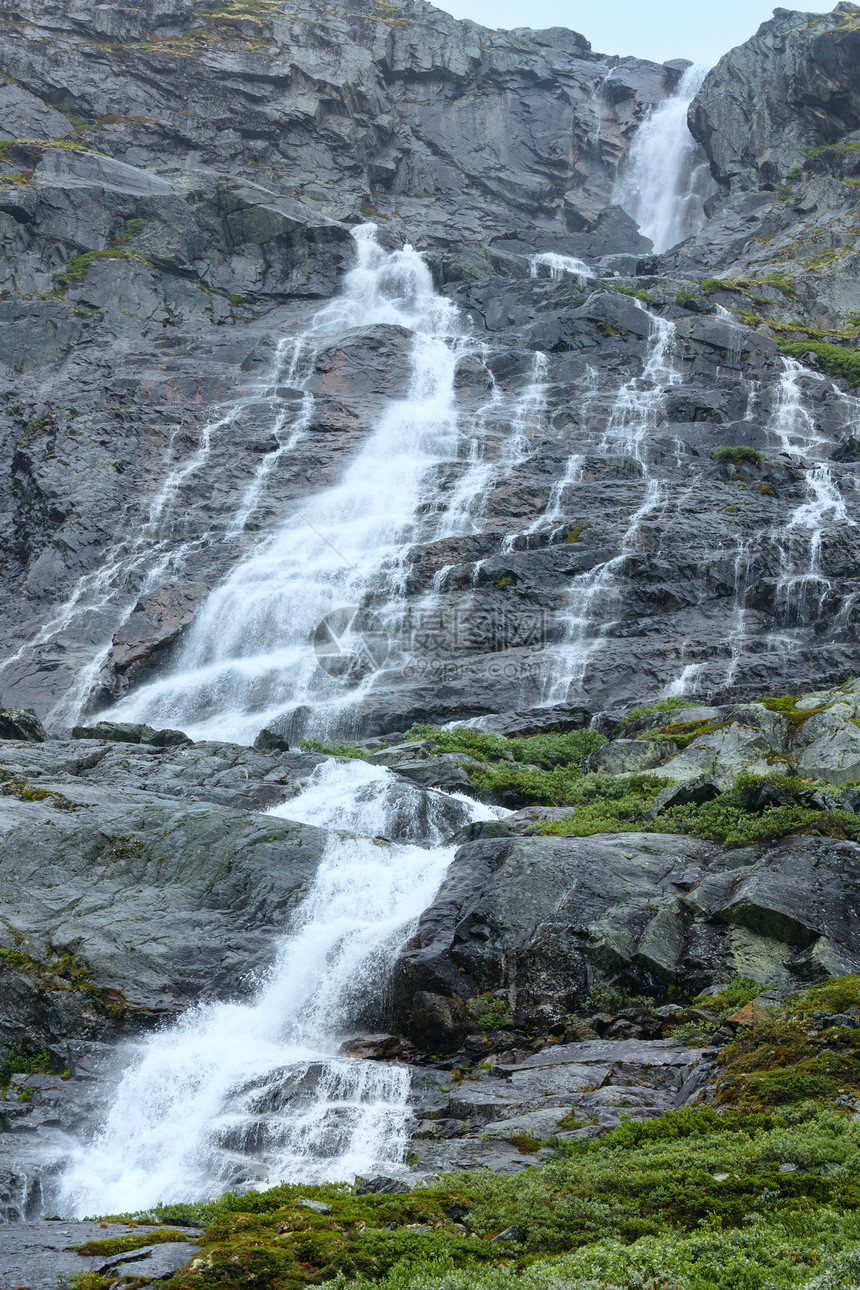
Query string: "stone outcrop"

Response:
xmin=392 ymin=831 xmax=860 ymax=1043
xmin=690 ymin=4 xmax=860 ymax=191
xmin=0 ymin=745 xmax=327 ymax=1034
xmin=409 ymin=1037 xmax=715 ymax=1174
xmin=671 ymin=5 xmax=860 ymax=327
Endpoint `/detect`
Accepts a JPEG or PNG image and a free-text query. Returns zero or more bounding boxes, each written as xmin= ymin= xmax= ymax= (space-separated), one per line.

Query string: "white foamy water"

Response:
xmin=544 ymin=478 xmax=667 ymax=704
xmin=613 ymin=64 xmax=717 ymax=254
xmin=530 ymin=252 xmax=593 ymax=282
xmin=96 ymin=227 xmax=471 ymax=744
xmin=601 ymin=306 xmax=681 ymax=464
xmin=55 ymin=759 xmax=496 ymax=1214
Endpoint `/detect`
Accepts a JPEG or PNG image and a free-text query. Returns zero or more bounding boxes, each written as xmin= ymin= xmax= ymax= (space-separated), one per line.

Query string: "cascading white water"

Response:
xmin=98 ymin=227 xmax=472 ymax=745
xmin=770 ymin=357 xmax=825 ymax=456
xmin=56 ymin=759 xmax=498 ymax=1214
xmin=0 ymin=306 xmax=322 ymax=730
xmin=613 ymin=64 xmax=717 ymax=254
xmin=544 ymin=479 xmax=667 ymax=704
xmin=538 ymin=308 xmax=678 ymax=703
xmin=529 ymin=253 xmax=593 ymax=282
xmin=766 ymin=359 xmax=852 ymax=637
xmin=601 ymin=306 xmax=682 ymax=464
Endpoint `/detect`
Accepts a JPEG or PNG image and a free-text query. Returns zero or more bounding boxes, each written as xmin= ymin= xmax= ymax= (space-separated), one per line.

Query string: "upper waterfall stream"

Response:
xmin=613 ymin=65 xmax=717 ymax=254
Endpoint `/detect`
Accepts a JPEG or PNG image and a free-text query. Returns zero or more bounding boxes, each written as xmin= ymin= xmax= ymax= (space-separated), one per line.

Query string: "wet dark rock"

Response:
xmin=474 ymin=706 xmax=593 ymax=737
xmin=650 ymin=776 xmax=723 ymax=816
xmin=340 ymin=1033 xmax=415 ymax=1061
xmin=72 ymin=720 xmax=189 ymax=745
xmin=104 ymin=585 xmax=210 ymax=698
xmin=0 ymin=1219 xmax=197 ymax=1284
xmin=354 ymin=1175 xmax=412 ymax=1195
xmin=392 ymin=829 xmax=860 ymax=1045
xmin=0 ymin=708 xmax=46 ymax=742
xmin=394 ymin=754 xmax=480 ymax=793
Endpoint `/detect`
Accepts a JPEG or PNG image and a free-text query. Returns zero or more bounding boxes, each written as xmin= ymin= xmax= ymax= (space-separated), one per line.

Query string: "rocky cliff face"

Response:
xmin=0 ymin=2 xmax=859 ymax=731
xmin=0 ymin=0 xmax=681 ymax=723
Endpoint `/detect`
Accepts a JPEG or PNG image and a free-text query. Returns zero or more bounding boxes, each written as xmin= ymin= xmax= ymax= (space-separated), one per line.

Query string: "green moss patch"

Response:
xmin=0 ymin=943 xmax=132 ymax=1026
xmin=619 ymin=696 xmax=689 ymax=724
xmin=0 ymin=771 xmax=79 ymax=810
xmin=758 ymin=694 xmax=833 ymax=726
xmin=636 ymin=717 xmax=728 ymax=749
xmin=70 ymin=1228 xmax=191 ymax=1256
xmin=299 ymin=738 xmax=369 ymax=760
xmin=56 ymin=247 xmax=147 ymax=288
xmin=778 ymin=339 xmax=860 ymax=386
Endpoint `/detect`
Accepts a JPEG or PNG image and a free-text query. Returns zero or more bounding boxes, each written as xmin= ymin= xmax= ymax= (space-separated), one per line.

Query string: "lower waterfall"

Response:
xmin=54 ymin=759 xmax=497 ymax=1214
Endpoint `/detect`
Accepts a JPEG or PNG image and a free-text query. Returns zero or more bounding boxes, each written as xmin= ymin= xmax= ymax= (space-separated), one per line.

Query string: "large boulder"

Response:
xmin=0 ymin=708 xmax=46 ymax=742
xmin=392 ymin=830 xmax=860 ymax=1042
xmin=0 ymin=777 xmax=326 ymax=1031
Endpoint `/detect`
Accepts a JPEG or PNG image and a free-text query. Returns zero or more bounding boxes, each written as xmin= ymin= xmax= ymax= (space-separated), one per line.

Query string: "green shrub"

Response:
xmin=693 ymin=977 xmax=764 ymax=1014
xmin=299 ymin=738 xmax=369 ymax=760
xmin=619 ymin=697 xmax=689 ymax=724
xmin=404 ymin=725 xmax=607 ymax=773
xmin=467 ymin=993 xmax=513 ymax=1033
xmin=712 ymin=445 xmax=764 ymax=467
xmin=129 ymin=1101 xmax=860 ymax=1290
xmin=539 ymin=772 xmax=857 ymax=846
xmin=0 ymin=1042 xmax=52 ymax=1086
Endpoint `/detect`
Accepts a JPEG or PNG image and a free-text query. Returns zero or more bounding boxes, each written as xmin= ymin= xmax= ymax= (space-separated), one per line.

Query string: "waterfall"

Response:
xmin=765 ymin=358 xmax=851 ymax=640
xmin=601 ymin=306 xmax=682 ymax=464
xmin=613 ymin=64 xmax=717 ymax=254
xmin=97 ymin=227 xmax=473 ymax=745
xmin=55 ymin=760 xmax=499 ymax=1214
xmin=545 ymin=479 xmax=667 ymax=704
xmin=540 ymin=308 xmax=678 ymax=703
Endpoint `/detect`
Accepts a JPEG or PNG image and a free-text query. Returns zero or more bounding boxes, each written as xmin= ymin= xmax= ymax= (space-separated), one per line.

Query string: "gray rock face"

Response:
xmin=0 ymin=3 xmax=857 ymax=730
xmin=392 ymin=828 xmax=860 ymax=1043
xmin=0 ymin=1218 xmax=197 ymax=1283
xmin=690 ymin=5 xmax=860 ymax=191
xmin=408 ymin=1035 xmax=715 ymax=1173
xmin=671 ymin=6 xmax=860 ymax=329
xmin=0 ymin=754 xmax=327 ymax=1025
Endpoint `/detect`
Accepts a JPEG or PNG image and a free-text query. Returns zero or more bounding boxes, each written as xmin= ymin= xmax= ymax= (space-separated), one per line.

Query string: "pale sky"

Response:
xmin=431 ymin=1 xmax=833 ymax=65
